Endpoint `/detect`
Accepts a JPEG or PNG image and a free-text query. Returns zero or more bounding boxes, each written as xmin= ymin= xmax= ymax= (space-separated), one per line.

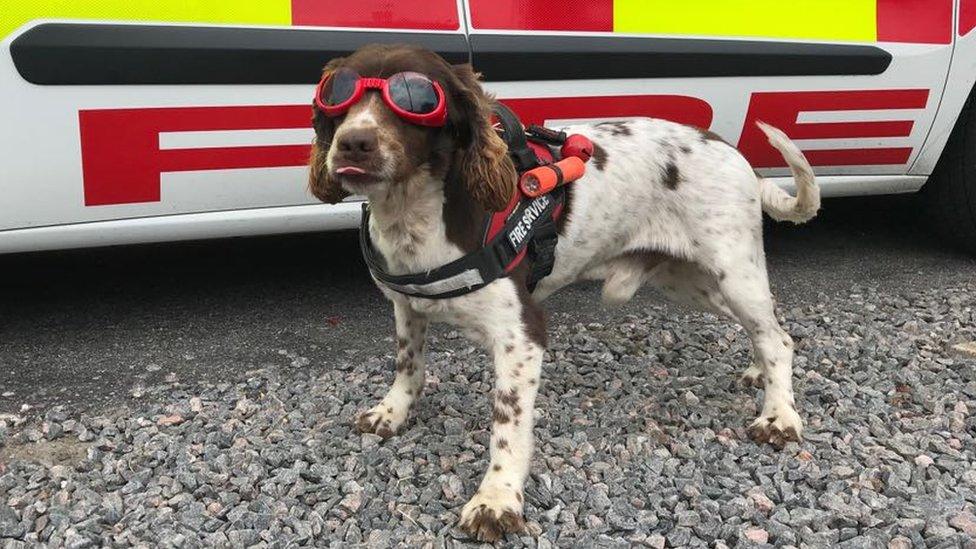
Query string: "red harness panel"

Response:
xmin=485 ymin=141 xmax=557 ymax=242
xmin=484 ymin=141 xmax=562 ymax=273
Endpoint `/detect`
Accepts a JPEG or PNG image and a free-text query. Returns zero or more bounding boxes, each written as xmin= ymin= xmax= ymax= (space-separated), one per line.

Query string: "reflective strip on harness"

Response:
xmin=360 ymin=187 xmax=564 ymax=300
xmin=381 ymin=268 xmax=485 ymax=296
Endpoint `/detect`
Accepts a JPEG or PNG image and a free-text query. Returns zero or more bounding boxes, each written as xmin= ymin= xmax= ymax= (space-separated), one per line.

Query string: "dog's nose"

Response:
xmin=337 ymin=129 xmax=378 ymax=154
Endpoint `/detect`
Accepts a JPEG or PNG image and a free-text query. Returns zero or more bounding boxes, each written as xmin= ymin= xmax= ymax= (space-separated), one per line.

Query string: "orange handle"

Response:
xmin=519 ymin=156 xmax=586 ymax=197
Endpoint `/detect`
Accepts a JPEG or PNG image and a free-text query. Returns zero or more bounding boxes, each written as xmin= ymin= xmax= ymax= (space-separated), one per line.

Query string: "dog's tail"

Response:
xmin=754 ymin=121 xmax=820 ymax=224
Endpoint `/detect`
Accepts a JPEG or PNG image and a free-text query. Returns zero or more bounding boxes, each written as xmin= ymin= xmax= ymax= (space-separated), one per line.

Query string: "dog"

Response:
xmin=307 ymin=44 xmax=820 ymax=541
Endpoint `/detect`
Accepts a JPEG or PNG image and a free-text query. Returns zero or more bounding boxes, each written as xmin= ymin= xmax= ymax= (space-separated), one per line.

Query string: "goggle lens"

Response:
xmin=387 ymin=71 xmax=440 ymax=114
xmin=322 ymin=67 xmax=359 ymax=106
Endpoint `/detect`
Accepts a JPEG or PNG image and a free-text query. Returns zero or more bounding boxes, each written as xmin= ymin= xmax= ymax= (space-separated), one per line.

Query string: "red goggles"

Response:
xmin=314 ymin=67 xmax=448 ymax=127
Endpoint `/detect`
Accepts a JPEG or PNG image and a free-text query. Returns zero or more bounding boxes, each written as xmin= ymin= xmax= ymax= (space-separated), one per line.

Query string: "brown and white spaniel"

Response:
xmin=308 ymin=44 xmax=820 ymax=542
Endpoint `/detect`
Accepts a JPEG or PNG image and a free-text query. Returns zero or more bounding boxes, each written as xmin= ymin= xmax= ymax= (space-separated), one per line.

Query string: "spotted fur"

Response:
xmin=308 ymin=45 xmax=820 ymax=542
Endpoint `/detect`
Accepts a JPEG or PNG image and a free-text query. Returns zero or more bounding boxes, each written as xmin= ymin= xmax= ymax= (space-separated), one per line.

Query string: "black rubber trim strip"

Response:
xmin=10 ymin=23 xmax=891 ymax=85
xmin=10 ymin=23 xmax=471 ymax=85
xmin=469 ymin=34 xmax=891 ymax=81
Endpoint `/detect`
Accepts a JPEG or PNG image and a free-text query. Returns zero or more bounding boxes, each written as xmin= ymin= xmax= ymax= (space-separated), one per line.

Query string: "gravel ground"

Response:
xmin=2 ymin=283 xmax=976 ymax=548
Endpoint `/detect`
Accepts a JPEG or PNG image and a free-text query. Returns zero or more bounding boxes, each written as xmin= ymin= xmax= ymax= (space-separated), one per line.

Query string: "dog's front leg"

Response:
xmin=459 ymin=302 xmax=545 ymax=541
xmin=355 ymin=299 xmax=427 ymax=438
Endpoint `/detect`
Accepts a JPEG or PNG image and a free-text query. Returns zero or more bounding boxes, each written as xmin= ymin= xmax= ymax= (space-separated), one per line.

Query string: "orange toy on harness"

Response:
xmin=519 ymin=156 xmax=587 ymax=198
xmin=518 ymin=127 xmax=594 ymax=197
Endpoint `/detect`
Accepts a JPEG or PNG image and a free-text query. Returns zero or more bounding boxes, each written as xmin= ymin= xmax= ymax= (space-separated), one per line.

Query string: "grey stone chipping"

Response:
xmin=0 ymin=285 xmax=974 ymax=547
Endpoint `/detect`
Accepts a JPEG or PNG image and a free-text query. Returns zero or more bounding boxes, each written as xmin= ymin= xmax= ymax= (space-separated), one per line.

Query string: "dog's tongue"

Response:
xmin=336 ymin=166 xmax=367 ymax=175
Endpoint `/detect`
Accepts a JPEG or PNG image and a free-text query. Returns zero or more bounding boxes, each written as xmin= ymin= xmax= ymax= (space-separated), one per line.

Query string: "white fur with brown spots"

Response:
xmin=307 ymin=44 xmax=820 ymax=543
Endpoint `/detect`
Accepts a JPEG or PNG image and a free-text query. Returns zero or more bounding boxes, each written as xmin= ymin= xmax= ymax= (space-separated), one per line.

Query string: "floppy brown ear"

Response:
xmin=307 ymin=136 xmax=348 ymax=204
xmin=308 ymin=57 xmax=349 ymax=204
xmin=451 ymin=64 xmax=516 ymax=212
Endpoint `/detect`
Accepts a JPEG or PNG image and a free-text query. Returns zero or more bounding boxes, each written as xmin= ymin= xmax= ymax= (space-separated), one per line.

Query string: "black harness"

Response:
xmin=359 ymin=104 xmax=566 ymax=299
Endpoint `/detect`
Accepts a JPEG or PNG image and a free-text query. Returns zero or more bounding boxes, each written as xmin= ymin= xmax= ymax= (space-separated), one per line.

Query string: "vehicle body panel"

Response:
xmin=0 ymin=0 xmax=970 ymax=252
xmin=912 ymin=0 xmax=976 ymax=174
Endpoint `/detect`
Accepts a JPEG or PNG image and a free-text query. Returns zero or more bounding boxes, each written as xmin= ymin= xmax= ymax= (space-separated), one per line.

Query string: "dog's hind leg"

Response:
xmin=712 ymin=252 xmax=802 ymax=448
xmin=355 ymin=299 xmax=427 ymax=438
xmin=601 ymin=255 xmax=650 ymax=305
xmin=647 ymin=260 xmax=765 ymax=386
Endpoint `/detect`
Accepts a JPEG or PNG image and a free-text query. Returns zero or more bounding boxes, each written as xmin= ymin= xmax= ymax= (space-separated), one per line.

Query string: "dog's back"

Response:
xmin=532 ymin=118 xmax=819 ymax=303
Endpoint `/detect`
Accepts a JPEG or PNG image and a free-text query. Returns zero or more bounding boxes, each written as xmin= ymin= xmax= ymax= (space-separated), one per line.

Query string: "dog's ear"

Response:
xmin=450 ymin=64 xmax=516 ymax=212
xmin=307 ymin=133 xmax=348 ymax=204
xmin=308 ymin=58 xmax=349 ymax=204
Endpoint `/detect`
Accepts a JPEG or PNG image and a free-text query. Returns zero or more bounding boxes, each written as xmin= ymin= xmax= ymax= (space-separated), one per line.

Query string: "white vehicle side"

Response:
xmin=1 ymin=3 xmax=974 ymax=254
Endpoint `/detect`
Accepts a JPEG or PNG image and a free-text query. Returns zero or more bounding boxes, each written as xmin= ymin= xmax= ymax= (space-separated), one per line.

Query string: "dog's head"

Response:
xmin=308 ymin=44 xmax=516 ymax=211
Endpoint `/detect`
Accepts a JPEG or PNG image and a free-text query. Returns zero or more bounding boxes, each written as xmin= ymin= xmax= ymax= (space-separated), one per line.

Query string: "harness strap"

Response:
xmin=493 ymin=103 xmax=540 ymax=173
xmin=361 ymin=188 xmax=562 ymax=299
xmin=526 ymin=206 xmax=560 ymax=293
xmin=360 ymin=205 xmax=505 ymax=298
xmin=360 ymin=102 xmax=568 ymax=300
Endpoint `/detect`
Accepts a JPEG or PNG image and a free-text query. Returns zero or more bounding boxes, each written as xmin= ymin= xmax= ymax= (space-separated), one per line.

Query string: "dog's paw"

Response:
xmin=354 ymin=404 xmax=405 ymax=439
xmin=747 ymin=406 xmax=802 ymax=449
xmin=739 ymin=363 xmax=765 ymax=388
xmin=458 ymin=486 xmax=525 ymax=542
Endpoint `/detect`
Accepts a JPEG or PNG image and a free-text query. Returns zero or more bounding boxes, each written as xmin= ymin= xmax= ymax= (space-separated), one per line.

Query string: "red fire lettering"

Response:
xmin=738 ymin=90 xmax=929 ymax=168
xmin=79 ymin=106 xmax=312 ymax=206
xmin=80 ymin=95 xmax=711 ymax=207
